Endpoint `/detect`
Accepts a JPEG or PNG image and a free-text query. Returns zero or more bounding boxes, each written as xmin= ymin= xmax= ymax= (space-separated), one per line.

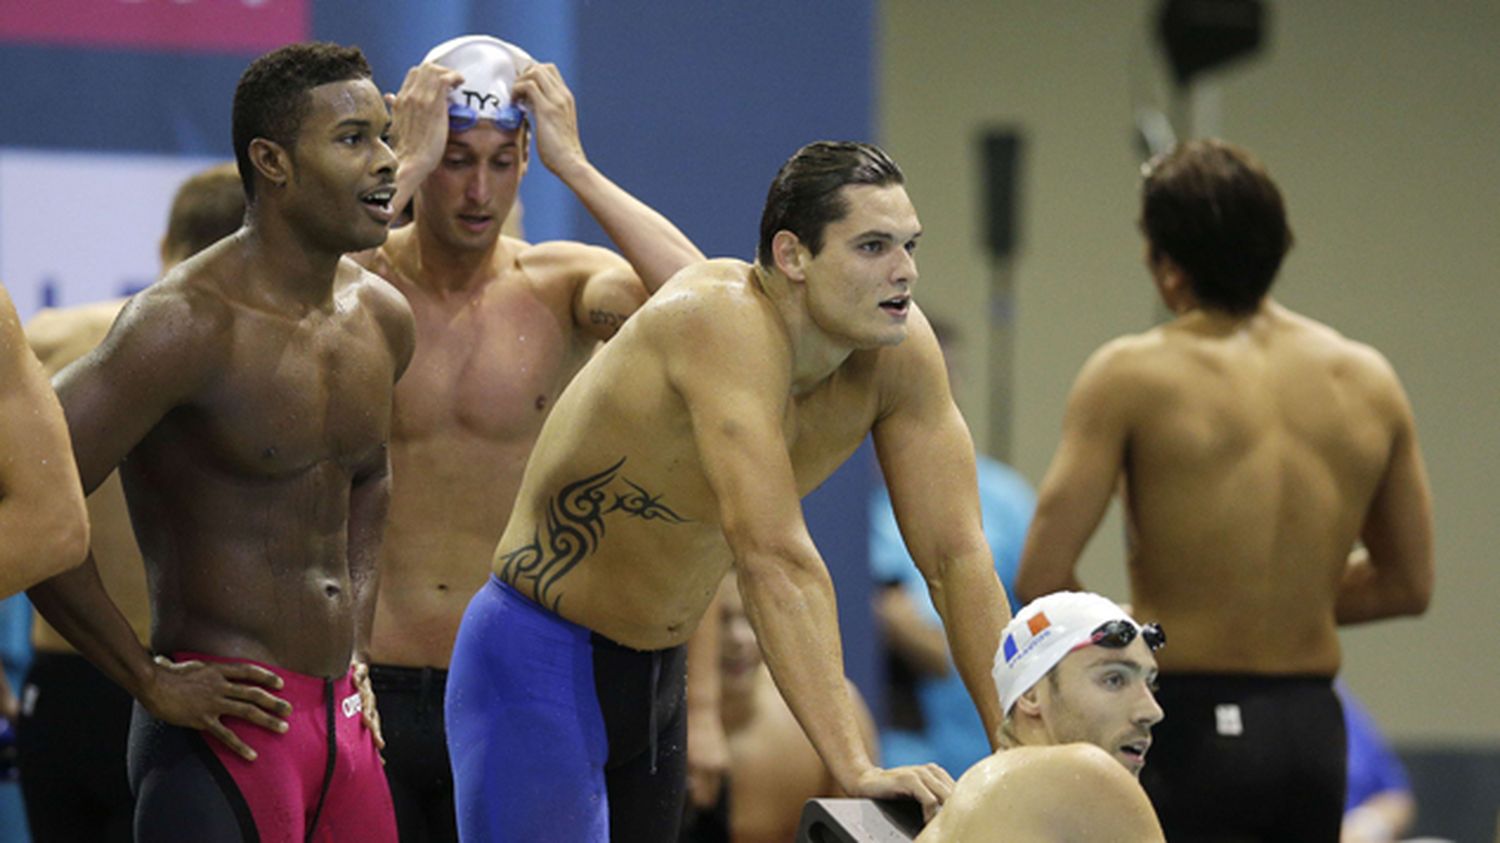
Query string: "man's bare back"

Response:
xmin=1104 ymin=302 xmax=1419 ymax=673
xmin=1018 ymin=140 xmax=1432 ymax=679
xmin=1016 ymin=137 xmax=1431 ymax=842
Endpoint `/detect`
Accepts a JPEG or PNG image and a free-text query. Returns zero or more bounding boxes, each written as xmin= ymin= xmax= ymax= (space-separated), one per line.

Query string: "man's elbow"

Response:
xmin=2 ymin=497 xmax=89 ymax=593
xmin=41 ymin=496 xmax=91 ymax=577
xmin=1399 ymin=566 xmax=1434 ymax=617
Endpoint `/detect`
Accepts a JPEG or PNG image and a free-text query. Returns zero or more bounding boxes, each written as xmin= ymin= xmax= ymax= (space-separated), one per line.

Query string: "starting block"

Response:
xmin=796 ymin=798 xmax=925 ymax=842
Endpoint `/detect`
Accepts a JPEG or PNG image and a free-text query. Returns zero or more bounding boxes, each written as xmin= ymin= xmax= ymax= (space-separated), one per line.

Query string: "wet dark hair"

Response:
xmin=757 ymin=141 xmax=905 ymax=267
xmin=1139 ymin=139 xmax=1294 ymax=315
xmin=232 ymin=42 xmax=373 ymax=201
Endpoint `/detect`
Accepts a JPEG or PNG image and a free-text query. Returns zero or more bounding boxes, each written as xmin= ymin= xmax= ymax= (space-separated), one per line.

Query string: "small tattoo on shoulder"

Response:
xmin=589 ymin=309 xmax=626 ymax=328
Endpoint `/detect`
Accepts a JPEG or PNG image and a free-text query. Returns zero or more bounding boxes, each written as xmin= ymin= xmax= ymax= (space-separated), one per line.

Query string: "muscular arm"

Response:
xmin=676 ymin=323 xmax=871 ymax=789
xmin=1337 ymin=369 xmax=1434 ymax=623
xmin=1016 ymin=343 xmax=1134 ymax=603
xmin=663 ymin=285 xmax=947 ymax=813
xmin=872 ymin=314 xmax=1006 ymax=746
xmin=0 ymin=283 xmax=89 ymax=596
xmin=385 ymin=62 xmax=464 ymax=223
xmin=515 ymin=64 xmax=702 ymax=297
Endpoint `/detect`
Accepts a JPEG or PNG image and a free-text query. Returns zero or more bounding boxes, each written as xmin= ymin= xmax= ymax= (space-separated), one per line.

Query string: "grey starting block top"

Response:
xmin=796 ymin=798 xmax=926 ymax=843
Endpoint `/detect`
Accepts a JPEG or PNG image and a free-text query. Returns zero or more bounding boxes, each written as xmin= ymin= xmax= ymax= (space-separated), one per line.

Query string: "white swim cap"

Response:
xmin=422 ymin=35 xmax=535 ymax=130
xmin=993 ymin=591 xmax=1160 ymax=715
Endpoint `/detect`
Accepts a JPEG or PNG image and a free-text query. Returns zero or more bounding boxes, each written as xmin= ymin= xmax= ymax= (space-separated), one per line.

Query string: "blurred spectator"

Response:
xmin=1340 ymin=680 xmax=1416 ymax=843
xmin=869 ymin=316 xmax=1034 ymax=776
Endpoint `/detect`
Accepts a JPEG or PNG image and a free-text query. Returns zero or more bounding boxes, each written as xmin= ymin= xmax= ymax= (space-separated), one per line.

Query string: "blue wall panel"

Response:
xmin=0 ymin=44 xmax=249 ymax=155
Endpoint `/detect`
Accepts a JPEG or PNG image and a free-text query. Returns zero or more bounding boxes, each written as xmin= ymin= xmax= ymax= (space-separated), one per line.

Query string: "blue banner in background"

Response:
xmin=0 ymin=0 xmax=873 ymax=260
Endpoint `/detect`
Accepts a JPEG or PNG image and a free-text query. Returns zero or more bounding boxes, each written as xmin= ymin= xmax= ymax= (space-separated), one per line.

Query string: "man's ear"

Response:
xmin=771 ymin=230 xmax=809 ymax=282
xmin=249 ymin=137 xmax=292 ymax=192
xmin=1158 ymin=255 xmax=1197 ymax=312
xmin=1013 ymin=686 xmax=1044 ymax=718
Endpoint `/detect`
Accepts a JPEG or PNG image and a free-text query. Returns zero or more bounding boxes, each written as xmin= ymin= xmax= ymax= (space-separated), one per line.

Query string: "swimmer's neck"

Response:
xmin=751 ymin=263 xmax=858 ymax=395
xmin=234 ymin=216 xmax=345 ymax=313
xmin=1167 ymin=297 xmax=1280 ymax=335
xmin=390 ymin=219 xmax=517 ymax=295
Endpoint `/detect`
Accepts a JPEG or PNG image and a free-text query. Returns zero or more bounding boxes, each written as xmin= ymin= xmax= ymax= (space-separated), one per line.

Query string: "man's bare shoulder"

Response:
xmin=116 ymin=265 xmax=236 ymax=345
xmin=1090 ymin=327 xmax=1172 ymax=371
xmin=514 ymin=236 xmax=628 ymax=287
xmin=1275 ymin=307 xmax=1406 ymax=394
xmin=966 ymin=742 xmax=1122 ymax=788
xmin=24 ymin=300 xmax=128 ymax=374
xmin=1062 ymin=329 xmax=1172 ymax=412
xmin=340 ymin=256 xmax=412 ymax=315
xmin=339 ymin=257 xmax=416 ymax=364
xmin=637 ymin=259 xmax=762 ymax=323
xmin=52 ymin=266 xmax=238 ymax=398
xmin=632 ymin=260 xmax=785 ymax=375
xmin=921 ymin=745 xmax=1163 ymax=842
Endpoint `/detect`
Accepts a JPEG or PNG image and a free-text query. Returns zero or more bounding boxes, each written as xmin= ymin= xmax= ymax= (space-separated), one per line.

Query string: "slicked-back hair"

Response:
xmin=1139 ymin=139 xmax=1294 ymax=315
xmin=232 ymin=42 xmax=373 ymax=201
xmin=162 ymin=163 xmax=245 ymax=264
xmin=757 ymin=141 xmax=905 ymax=267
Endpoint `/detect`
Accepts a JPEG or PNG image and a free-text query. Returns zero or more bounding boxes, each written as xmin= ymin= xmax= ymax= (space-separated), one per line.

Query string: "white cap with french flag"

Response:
xmin=992 ymin=591 xmax=1140 ymax=715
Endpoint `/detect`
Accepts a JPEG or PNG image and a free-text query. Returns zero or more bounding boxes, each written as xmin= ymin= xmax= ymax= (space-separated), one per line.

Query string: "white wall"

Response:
xmin=881 ymin=0 xmax=1499 ymax=744
xmin=0 ymin=150 xmax=223 ymax=318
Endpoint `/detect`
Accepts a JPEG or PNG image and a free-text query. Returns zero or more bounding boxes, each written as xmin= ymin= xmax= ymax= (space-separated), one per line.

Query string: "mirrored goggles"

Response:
xmin=1071 ymin=619 xmax=1166 ymax=653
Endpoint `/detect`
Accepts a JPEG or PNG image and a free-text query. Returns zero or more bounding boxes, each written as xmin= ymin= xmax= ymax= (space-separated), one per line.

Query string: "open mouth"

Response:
xmin=879 ymin=295 xmax=911 ymax=316
xmin=360 ymin=185 xmax=395 ymax=218
xmin=1119 ymin=741 xmax=1150 ymax=765
xmin=458 ymin=212 xmax=494 ymax=231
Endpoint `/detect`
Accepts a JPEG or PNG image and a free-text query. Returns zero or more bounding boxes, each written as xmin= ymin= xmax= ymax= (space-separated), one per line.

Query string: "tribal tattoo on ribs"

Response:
xmin=498 ymin=457 xmax=687 ymax=610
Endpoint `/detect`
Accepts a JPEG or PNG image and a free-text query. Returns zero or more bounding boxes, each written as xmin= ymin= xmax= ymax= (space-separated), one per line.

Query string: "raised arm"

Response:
xmin=1337 ymin=362 xmax=1434 ymax=623
xmin=1015 ymin=343 xmax=1134 ymax=603
xmin=0 ymin=283 xmax=89 ymax=596
xmin=662 ymin=283 xmax=951 ymax=818
xmin=385 ymin=62 xmax=464 ymax=223
xmin=871 ymin=312 xmax=1006 ymax=747
xmin=26 ymin=287 xmax=290 ymax=760
xmin=514 ymin=63 xmax=703 ymax=292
